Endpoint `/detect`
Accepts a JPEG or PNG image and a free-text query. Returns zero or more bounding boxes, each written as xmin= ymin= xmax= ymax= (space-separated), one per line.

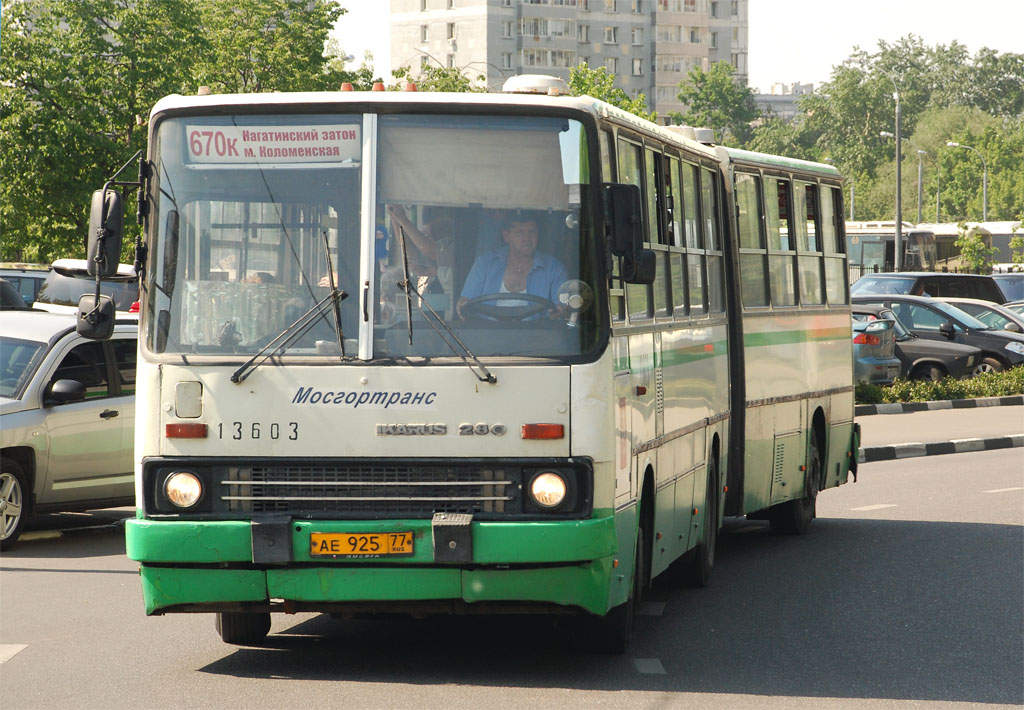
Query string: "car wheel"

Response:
xmin=910 ymin=364 xmax=945 ymax=381
xmin=215 ymin=612 xmax=271 ymax=645
xmin=1 ymin=460 xmax=29 ymax=551
xmin=972 ymin=357 xmax=1003 ymax=376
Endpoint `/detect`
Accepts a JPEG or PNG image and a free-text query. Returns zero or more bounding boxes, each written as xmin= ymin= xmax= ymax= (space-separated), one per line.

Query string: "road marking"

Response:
xmin=984 ymin=487 xmax=1024 ymax=494
xmin=850 ymin=504 xmax=898 ymax=511
xmin=633 ymin=658 xmax=666 ymax=674
xmin=18 ymin=531 xmax=62 ymax=543
xmin=637 ymin=601 xmax=665 ymax=617
xmin=0 ymin=645 xmax=27 ymax=664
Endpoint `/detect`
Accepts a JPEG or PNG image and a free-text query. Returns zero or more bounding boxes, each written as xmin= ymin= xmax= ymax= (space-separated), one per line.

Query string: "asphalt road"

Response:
xmin=1 ymin=448 xmax=1021 ymax=710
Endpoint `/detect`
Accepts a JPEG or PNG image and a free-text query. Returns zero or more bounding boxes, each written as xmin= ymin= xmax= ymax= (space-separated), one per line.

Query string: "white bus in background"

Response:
xmin=75 ymin=75 xmax=859 ymax=652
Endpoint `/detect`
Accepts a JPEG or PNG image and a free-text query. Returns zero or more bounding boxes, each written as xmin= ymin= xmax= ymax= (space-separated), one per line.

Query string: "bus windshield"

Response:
xmin=146 ymin=112 xmax=601 ymax=360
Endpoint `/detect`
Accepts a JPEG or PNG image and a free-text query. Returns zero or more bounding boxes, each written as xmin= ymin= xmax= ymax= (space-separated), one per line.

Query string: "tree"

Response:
xmin=954 ymin=222 xmax=999 ymax=273
xmin=0 ymin=0 xmax=349 ymax=262
xmin=568 ymin=64 xmax=655 ymax=121
xmin=391 ymin=64 xmax=484 ymax=93
xmin=670 ymin=61 xmax=758 ymax=144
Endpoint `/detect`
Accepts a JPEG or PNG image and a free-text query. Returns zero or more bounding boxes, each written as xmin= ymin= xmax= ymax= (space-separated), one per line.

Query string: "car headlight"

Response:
xmin=1004 ymin=341 xmax=1024 ymax=355
xmin=529 ymin=471 xmax=567 ymax=508
xmin=164 ymin=471 xmax=203 ymax=508
xmin=966 ymin=355 xmax=976 ymax=366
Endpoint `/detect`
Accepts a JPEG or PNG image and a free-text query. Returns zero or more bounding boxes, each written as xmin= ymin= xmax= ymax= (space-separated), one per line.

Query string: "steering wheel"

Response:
xmin=460 ymin=292 xmax=557 ymax=321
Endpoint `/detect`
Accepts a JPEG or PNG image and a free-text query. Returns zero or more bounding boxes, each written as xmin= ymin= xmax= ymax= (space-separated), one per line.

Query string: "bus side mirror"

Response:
xmin=87 ymin=189 xmax=125 ymax=278
xmin=604 ymin=183 xmax=655 ymax=285
xmin=76 ymin=294 xmax=117 ymax=340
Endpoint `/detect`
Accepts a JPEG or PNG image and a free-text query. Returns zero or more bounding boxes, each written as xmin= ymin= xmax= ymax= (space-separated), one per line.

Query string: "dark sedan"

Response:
xmin=852 ymin=304 xmax=981 ymax=380
xmin=852 ymin=294 xmax=1024 ymax=375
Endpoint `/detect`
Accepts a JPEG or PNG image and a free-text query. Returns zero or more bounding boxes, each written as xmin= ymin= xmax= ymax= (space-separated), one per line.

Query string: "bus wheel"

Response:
xmin=215 ymin=612 xmax=271 ymax=645
xmin=584 ymin=525 xmax=644 ymax=654
xmin=0 ymin=460 xmax=29 ymax=552
xmin=685 ymin=457 xmax=719 ymax=587
xmin=769 ymin=439 xmax=820 ymax=535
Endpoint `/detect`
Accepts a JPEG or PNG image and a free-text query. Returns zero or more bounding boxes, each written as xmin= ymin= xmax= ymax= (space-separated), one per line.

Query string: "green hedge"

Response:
xmin=855 ymin=367 xmax=1024 ymax=404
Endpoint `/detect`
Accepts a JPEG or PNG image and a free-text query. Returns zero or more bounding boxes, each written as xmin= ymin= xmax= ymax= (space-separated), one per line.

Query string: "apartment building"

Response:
xmin=390 ymin=0 xmax=748 ymax=123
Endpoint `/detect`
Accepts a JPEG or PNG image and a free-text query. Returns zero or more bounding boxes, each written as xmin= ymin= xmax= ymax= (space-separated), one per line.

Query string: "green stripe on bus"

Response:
xmin=744 ymin=327 xmax=849 ymax=348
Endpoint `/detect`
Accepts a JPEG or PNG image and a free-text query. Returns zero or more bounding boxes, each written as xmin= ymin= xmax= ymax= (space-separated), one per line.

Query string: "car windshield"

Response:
xmin=147 ymin=112 xmax=600 ymax=360
xmin=35 ymin=271 xmax=138 ymax=310
xmin=993 ymin=274 xmax=1024 ymax=301
xmin=930 ymin=300 xmax=991 ymax=330
xmin=850 ymin=276 xmax=916 ymax=295
xmin=0 ymin=337 xmax=45 ymax=399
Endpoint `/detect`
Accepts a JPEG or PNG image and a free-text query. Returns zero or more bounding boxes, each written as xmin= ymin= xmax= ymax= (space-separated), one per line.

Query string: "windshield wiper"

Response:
xmin=231 ymin=290 xmax=348 ymax=384
xmin=395 ymin=225 xmax=496 ymax=384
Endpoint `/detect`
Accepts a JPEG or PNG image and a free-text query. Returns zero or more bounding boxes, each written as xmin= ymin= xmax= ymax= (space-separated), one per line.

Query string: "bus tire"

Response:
xmin=769 ymin=438 xmax=820 ymax=535
xmin=215 ymin=612 xmax=271 ymax=645
xmin=584 ymin=525 xmax=644 ymax=654
xmin=684 ymin=456 xmax=719 ymax=587
xmin=0 ymin=459 xmax=29 ymax=552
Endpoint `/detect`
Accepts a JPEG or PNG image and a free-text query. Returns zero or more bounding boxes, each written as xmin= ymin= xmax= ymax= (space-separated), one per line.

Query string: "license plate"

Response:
xmin=309 ymin=531 xmax=414 ymax=557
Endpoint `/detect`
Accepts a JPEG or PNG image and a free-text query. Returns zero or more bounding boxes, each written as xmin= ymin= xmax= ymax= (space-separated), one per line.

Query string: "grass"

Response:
xmin=855 ymin=367 xmax=1024 ymax=404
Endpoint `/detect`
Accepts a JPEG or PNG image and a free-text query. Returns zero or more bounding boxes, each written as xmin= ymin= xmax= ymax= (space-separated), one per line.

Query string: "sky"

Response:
xmin=332 ymin=1 xmax=1024 ymax=93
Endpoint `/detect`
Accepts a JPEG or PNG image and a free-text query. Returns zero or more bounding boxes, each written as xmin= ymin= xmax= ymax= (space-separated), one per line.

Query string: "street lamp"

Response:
xmin=878 ymin=70 xmax=902 ymax=269
xmin=946 ymin=141 xmax=988 ymax=222
xmin=916 ymin=150 xmax=927 ymax=224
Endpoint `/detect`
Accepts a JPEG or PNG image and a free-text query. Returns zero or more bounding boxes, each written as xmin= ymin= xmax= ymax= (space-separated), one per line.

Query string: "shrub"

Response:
xmin=855 ymin=367 xmax=1024 ymax=404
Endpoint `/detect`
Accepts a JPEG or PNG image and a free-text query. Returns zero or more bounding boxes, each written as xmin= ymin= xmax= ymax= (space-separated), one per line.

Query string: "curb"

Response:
xmin=858 ymin=434 xmax=1024 ymax=463
xmin=855 ymin=395 xmax=1024 ymax=417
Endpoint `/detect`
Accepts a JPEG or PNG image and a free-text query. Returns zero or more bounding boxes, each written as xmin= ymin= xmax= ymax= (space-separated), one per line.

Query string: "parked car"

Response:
xmin=0 ymin=310 xmax=137 ymax=550
xmin=32 ymin=258 xmax=138 ymax=315
xmin=0 ymin=264 xmax=49 ymax=305
xmin=1003 ymin=300 xmax=1024 ymax=318
xmin=850 ymin=272 xmax=1007 ymax=304
xmin=852 ymin=304 xmax=981 ymax=381
xmin=852 ymin=294 xmax=1024 ymax=374
xmin=935 ymin=297 xmax=1024 ymax=334
xmin=0 ymin=278 xmax=31 ymax=310
xmin=851 ymin=315 xmax=900 ymax=386
xmin=991 ymin=272 xmax=1024 ymax=302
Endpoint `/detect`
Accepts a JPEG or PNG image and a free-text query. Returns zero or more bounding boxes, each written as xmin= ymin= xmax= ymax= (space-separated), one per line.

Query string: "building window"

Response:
xmin=605 ymin=0 xmax=617 ymax=11
xmin=420 ymin=55 xmax=429 ymax=70
xmin=632 ymin=0 xmax=643 ymax=11
xmin=579 ymin=55 xmax=590 ymax=66
xmin=731 ymin=52 xmax=738 ymax=68
xmin=420 ymin=25 xmax=428 ymax=42
xmin=448 ymin=0 xmax=455 ymax=8
xmin=604 ymin=26 xmax=617 ymax=43
xmin=447 ymin=22 xmax=456 ymax=39
xmin=732 ymin=27 xmax=739 ymax=44
xmin=421 ymin=0 xmax=428 ymax=10
xmin=502 ymin=0 xmax=512 ymax=5
xmin=501 ymin=52 xmax=513 ymax=69
xmin=578 ymin=24 xmax=590 ymax=41
xmin=605 ymin=56 xmax=618 ymax=73
xmin=689 ymin=28 xmax=700 ymax=43
xmin=502 ymin=20 xmax=513 ymax=38
xmin=632 ymin=57 xmax=643 ymax=75
xmin=710 ymin=1 xmax=718 ymax=16
xmin=447 ymin=54 xmax=455 ymax=68
xmin=731 ymin=0 xmax=738 ymax=16
xmin=631 ymin=27 xmax=642 ymax=44
xmin=684 ymin=0 xmax=696 ymax=10
xmin=709 ymin=31 xmax=717 ymax=48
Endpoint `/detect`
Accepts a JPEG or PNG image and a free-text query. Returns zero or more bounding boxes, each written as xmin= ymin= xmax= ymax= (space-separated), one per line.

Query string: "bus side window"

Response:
xmin=619 ymin=137 xmax=650 ymax=321
xmin=646 ymin=147 xmax=670 ymax=318
xmin=702 ymin=167 xmax=724 ymax=313
xmin=735 ymin=172 xmax=768 ymax=308
xmin=683 ymin=162 xmax=705 ymax=317
xmin=795 ymin=182 xmax=824 ymax=305
xmin=668 ymin=157 xmax=688 ymax=318
xmin=765 ymin=177 xmax=796 ymax=307
xmin=822 ymin=186 xmax=848 ymax=304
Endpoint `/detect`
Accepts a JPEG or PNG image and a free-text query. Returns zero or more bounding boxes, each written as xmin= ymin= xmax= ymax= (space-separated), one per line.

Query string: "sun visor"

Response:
xmin=377 ymin=123 xmax=570 ymax=210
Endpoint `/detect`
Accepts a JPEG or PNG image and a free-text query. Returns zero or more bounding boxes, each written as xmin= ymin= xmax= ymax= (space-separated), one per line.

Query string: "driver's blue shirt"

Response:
xmin=459 ymin=246 xmax=568 ymax=302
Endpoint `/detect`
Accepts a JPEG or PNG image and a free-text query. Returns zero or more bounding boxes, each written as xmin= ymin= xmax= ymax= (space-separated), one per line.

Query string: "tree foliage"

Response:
xmin=0 ymin=0 xmax=350 ymax=262
xmin=569 ymin=64 xmax=655 ymax=121
xmin=391 ymin=64 xmax=484 ymax=93
xmin=954 ymin=222 xmax=1000 ymax=273
xmin=670 ymin=61 xmax=759 ymax=144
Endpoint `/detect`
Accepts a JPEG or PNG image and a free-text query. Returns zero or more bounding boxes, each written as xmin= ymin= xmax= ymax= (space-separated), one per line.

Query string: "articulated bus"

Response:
xmin=77 ymin=76 xmax=858 ymax=652
xmin=845 ymin=221 xmax=938 ymax=280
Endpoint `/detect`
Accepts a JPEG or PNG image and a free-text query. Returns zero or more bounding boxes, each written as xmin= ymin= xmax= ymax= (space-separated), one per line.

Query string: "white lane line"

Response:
xmin=637 ymin=601 xmax=665 ymax=617
xmin=984 ymin=487 xmax=1024 ymax=494
xmin=634 ymin=658 xmax=666 ymax=674
xmin=850 ymin=504 xmax=898 ymax=511
xmin=0 ymin=645 xmax=27 ymax=663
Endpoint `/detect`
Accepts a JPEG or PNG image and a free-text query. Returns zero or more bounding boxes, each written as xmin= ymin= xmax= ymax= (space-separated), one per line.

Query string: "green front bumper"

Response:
xmin=127 ymin=515 xmax=622 ymax=616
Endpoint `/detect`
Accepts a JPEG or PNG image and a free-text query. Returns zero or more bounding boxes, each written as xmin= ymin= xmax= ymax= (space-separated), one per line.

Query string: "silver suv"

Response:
xmin=1 ymin=310 xmax=137 ymax=549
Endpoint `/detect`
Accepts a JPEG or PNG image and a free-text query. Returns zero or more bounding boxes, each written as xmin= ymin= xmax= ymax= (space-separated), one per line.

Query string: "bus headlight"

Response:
xmin=529 ymin=471 xmax=567 ymax=508
xmin=165 ymin=471 xmax=203 ymax=508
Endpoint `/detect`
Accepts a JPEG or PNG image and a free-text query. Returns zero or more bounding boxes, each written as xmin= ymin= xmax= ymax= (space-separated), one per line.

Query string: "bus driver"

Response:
xmin=456 ymin=212 xmax=567 ymax=319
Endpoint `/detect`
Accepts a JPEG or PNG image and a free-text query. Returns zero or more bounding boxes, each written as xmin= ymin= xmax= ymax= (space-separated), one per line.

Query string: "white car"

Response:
xmin=1 ymin=310 xmax=137 ymax=549
xmin=32 ymin=258 xmax=139 ymax=315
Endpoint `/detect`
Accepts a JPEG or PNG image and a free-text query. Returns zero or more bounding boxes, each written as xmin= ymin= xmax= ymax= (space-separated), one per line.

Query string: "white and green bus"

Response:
xmin=78 ymin=76 xmax=858 ymax=652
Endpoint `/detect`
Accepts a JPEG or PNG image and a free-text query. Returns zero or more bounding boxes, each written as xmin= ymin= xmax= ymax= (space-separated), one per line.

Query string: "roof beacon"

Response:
xmin=502 ymin=74 xmax=571 ymax=96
